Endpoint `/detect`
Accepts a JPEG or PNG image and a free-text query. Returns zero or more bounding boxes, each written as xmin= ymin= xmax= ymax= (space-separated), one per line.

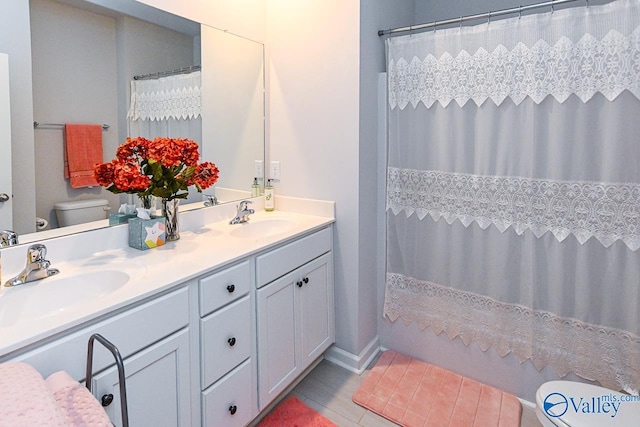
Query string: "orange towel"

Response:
xmin=64 ymin=124 xmax=103 ymax=188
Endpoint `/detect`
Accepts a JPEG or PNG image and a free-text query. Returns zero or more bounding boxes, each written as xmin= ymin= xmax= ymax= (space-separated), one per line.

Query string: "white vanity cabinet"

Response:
xmin=198 ymin=260 xmax=255 ymax=427
xmin=4 ymin=287 xmax=192 ymax=427
xmin=0 ymin=211 xmax=335 ymax=427
xmin=256 ymin=227 xmax=335 ymax=409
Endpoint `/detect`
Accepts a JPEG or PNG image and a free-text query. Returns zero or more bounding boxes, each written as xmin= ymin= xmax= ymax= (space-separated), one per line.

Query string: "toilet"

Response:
xmin=536 ymin=381 xmax=640 ymax=426
xmin=53 ymin=199 xmax=109 ymax=227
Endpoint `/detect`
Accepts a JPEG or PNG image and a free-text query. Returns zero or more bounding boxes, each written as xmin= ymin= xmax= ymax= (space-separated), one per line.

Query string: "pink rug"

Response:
xmin=353 ymin=351 xmax=521 ymax=427
xmin=258 ymin=396 xmax=337 ymax=427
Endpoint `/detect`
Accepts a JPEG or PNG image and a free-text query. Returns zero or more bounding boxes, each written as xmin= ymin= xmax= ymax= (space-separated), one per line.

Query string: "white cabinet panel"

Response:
xmin=257 ymin=250 xmax=334 ymax=409
xmin=202 ymin=359 xmax=253 ymax=427
xmin=256 ymin=227 xmax=332 ymax=287
xmin=299 ymin=254 xmax=334 ymax=367
xmin=257 ymin=271 xmax=298 ymax=406
xmin=92 ymin=329 xmax=191 ymax=427
xmin=200 ymin=295 xmax=251 ymax=388
xmin=199 ymin=260 xmax=251 ymax=316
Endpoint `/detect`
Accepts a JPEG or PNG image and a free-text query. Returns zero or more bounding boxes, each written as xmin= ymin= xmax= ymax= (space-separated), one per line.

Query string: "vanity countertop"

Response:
xmin=0 ymin=197 xmax=334 ymax=357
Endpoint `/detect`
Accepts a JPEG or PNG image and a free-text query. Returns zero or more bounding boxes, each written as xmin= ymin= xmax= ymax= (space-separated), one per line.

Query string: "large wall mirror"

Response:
xmin=1 ymin=0 xmax=264 ymax=243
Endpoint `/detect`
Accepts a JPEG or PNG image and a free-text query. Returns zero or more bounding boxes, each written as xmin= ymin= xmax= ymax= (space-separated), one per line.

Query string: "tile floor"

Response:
xmin=281 ymin=357 xmax=543 ymax=426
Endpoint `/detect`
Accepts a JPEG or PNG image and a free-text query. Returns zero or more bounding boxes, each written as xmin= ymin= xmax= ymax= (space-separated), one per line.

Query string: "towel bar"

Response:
xmin=34 ymin=121 xmax=110 ymax=130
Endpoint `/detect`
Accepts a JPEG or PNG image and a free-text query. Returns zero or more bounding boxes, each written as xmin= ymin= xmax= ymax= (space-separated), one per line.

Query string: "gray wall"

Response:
xmin=0 ymin=0 xmax=36 ymax=234
xmin=31 ymin=0 xmax=120 ymax=228
xmin=30 ymin=0 xmax=196 ymax=229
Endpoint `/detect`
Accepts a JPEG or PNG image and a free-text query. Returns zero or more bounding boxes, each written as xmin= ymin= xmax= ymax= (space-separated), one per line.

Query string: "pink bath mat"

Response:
xmin=353 ymin=350 xmax=521 ymax=427
xmin=258 ymin=396 xmax=337 ymax=427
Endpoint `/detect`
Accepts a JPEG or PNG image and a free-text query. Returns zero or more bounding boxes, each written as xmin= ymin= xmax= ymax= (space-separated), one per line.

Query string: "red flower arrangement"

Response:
xmin=94 ymin=137 xmax=219 ymax=201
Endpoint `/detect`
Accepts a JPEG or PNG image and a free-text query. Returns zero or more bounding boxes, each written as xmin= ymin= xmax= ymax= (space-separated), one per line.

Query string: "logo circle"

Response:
xmin=543 ymin=392 xmax=568 ymax=418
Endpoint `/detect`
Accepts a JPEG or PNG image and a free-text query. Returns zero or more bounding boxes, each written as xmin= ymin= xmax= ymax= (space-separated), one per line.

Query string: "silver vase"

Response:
xmin=161 ymin=198 xmax=180 ymax=241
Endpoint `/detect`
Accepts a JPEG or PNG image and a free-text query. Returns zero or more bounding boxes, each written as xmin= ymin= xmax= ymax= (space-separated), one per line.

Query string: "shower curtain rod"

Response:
xmin=133 ymin=65 xmax=201 ymax=81
xmin=378 ymin=0 xmax=583 ymax=36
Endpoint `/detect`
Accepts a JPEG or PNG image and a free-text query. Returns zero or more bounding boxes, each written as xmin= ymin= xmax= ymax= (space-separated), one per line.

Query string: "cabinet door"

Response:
xmin=256 ymin=269 xmax=299 ymax=409
xmin=92 ymin=329 xmax=191 ymax=427
xmin=299 ymin=252 xmax=334 ymax=368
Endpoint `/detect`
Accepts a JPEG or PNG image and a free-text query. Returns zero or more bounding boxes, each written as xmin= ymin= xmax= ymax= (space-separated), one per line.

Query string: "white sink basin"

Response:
xmin=0 ymin=269 xmax=131 ymax=328
xmin=229 ymin=218 xmax=296 ymax=238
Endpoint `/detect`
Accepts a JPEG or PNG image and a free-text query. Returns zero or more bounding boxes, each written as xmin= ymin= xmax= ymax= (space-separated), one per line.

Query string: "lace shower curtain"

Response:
xmin=127 ymin=71 xmax=202 ymax=142
xmin=384 ymin=0 xmax=640 ymax=393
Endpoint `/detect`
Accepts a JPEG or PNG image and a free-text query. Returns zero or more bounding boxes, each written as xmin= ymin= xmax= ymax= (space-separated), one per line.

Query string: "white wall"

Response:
xmin=266 ymin=0 xmax=362 ymax=356
xmin=134 ymin=0 xmax=266 ymax=43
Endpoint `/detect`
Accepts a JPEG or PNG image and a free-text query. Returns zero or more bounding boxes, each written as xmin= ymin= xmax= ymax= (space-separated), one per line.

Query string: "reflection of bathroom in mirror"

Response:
xmin=9 ymin=0 xmax=264 ymax=235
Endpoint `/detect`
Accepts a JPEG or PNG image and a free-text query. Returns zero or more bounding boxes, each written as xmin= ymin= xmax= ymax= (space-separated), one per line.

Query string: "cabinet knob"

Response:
xmin=101 ymin=394 xmax=114 ymax=407
xmin=303 ymin=277 xmax=309 ymax=284
xmin=229 ymin=405 xmax=237 ymax=415
xmin=296 ymin=281 xmax=303 ymax=288
xmin=228 ymin=337 xmax=236 ymax=347
xmin=227 ymin=284 xmax=235 ymax=293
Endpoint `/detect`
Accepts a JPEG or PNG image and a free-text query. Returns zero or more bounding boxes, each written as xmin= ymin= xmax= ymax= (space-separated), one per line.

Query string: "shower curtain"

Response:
xmin=384 ymin=0 xmax=640 ymax=393
xmin=127 ymin=70 xmax=202 ymax=142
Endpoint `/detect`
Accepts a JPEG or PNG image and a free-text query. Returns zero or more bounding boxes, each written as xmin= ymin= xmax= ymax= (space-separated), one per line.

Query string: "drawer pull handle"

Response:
xmin=228 ymin=337 xmax=236 ymax=347
xmin=296 ymin=281 xmax=303 ymax=288
xmin=303 ymin=277 xmax=309 ymax=284
xmin=227 ymin=284 xmax=235 ymax=293
xmin=229 ymin=405 xmax=237 ymax=415
xmin=101 ymin=394 xmax=114 ymax=407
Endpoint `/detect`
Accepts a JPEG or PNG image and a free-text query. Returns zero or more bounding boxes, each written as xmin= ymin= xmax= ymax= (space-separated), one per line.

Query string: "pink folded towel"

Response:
xmin=64 ymin=124 xmax=103 ymax=188
xmin=0 ymin=363 xmax=112 ymax=427
xmin=0 ymin=362 xmax=67 ymax=426
xmin=46 ymin=371 xmax=112 ymax=427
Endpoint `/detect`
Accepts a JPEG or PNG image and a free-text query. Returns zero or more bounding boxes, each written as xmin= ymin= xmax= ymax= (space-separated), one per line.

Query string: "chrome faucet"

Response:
xmin=5 ymin=244 xmax=59 ymax=287
xmin=229 ymin=200 xmax=255 ymax=225
xmin=203 ymin=194 xmax=218 ymax=207
xmin=0 ymin=230 xmax=18 ymax=247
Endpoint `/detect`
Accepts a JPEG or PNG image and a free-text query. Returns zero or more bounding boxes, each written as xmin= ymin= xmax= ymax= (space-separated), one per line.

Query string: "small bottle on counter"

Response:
xmin=251 ymin=177 xmax=260 ymax=197
xmin=264 ymin=179 xmax=275 ymax=212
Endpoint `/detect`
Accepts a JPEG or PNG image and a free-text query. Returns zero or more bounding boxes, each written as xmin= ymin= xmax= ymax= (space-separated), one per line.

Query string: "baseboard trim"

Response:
xmin=324 ymin=336 xmax=380 ymax=375
xmin=519 ymin=397 xmax=536 ymax=409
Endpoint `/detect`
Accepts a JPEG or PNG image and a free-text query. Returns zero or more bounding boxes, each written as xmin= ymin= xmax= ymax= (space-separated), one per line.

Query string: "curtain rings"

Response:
xmin=459 ymin=16 xmax=463 ymax=30
xmin=488 ymin=11 xmax=492 ymax=25
xmin=433 ymin=20 xmax=437 ymax=33
xmin=519 ymin=5 xmax=522 ymax=19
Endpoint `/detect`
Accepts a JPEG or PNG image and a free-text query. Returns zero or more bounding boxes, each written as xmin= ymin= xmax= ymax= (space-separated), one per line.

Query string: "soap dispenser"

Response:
xmin=264 ymin=179 xmax=275 ymax=212
xmin=251 ymin=177 xmax=260 ymax=197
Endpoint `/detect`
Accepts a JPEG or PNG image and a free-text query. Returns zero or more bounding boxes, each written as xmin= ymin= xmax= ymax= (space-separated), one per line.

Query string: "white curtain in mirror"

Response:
xmin=127 ymin=71 xmax=202 ymax=142
xmin=384 ymin=0 xmax=640 ymax=393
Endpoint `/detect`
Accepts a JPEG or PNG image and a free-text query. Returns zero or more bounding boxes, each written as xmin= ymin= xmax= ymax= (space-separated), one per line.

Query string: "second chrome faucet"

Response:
xmin=229 ymin=200 xmax=255 ymax=225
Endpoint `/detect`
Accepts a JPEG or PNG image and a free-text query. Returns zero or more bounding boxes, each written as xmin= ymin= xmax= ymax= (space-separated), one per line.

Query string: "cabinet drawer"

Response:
xmin=201 ymin=296 xmax=251 ymax=388
xmin=202 ymin=359 xmax=253 ymax=427
xmin=199 ymin=260 xmax=250 ymax=317
xmin=256 ymin=227 xmax=332 ymax=288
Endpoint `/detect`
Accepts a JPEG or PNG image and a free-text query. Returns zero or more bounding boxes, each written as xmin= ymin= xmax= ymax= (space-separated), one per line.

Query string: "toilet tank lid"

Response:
xmin=53 ymin=199 xmax=109 ymax=210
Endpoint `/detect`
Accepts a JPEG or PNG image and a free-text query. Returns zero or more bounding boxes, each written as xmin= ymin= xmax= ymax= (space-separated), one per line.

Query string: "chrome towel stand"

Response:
xmin=85 ymin=334 xmax=129 ymax=427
